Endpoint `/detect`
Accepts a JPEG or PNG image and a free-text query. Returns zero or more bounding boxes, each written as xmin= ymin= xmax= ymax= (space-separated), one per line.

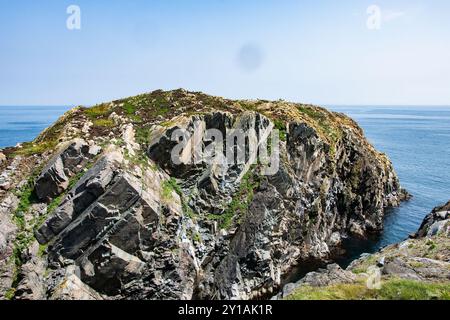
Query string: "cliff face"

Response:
xmin=280 ymin=202 xmax=450 ymax=300
xmin=0 ymin=89 xmax=407 ymax=300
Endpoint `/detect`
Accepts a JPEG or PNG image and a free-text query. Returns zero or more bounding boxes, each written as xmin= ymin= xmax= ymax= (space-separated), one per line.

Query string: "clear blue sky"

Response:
xmin=1 ymin=0 xmax=449 ymax=106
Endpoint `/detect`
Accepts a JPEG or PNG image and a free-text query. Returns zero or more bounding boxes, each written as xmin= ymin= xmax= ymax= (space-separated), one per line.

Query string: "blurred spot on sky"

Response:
xmin=236 ymin=43 xmax=264 ymax=73
xmin=1 ymin=0 xmax=450 ymax=106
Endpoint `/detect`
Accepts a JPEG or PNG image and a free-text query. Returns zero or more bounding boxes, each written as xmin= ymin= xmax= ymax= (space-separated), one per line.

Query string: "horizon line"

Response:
xmin=1 ymin=104 xmax=450 ymax=108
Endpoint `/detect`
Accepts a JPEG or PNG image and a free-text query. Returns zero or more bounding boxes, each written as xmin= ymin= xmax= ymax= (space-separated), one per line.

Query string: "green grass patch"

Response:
xmin=207 ymin=168 xmax=261 ymax=229
xmin=426 ymin=239 xmax=437 ymax=250
xmin=122 ymin=102 xmax=142 ymax=122
xmin=273 ymin=119 xmax=287 ymax=142
xmin=84 ymin=104 xmax=111 ymax=118
xmin=151 ymin=95 xmax=170 ymax=116
xmin=13 ymin=176 xmax=39 ymax=228
xmin=192 ymin=231 xmax=202 ymax=243
xmin=93 ymin=118 xmax=115 ymax=128
xmin=38 ymin=243 xmax=48 ymax=257
xmin=162 ymin=177 xmax=182 ymax=200
xmin=135 ymin=126 xmax=153 ymax=146
xmin=286 ymin=279 xmax=450 ymax=300
xmin=297 ymin=105 xmax=343 ymax=156
xmin=13 ymin=141 xmax=57 ymax=157
xmin=123 ymin=102 xmax=137 ymax=115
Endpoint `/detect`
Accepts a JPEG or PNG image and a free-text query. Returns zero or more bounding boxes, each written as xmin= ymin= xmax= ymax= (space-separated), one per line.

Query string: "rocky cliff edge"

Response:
xmin=0 ymin=89 xmax=408 ymax=300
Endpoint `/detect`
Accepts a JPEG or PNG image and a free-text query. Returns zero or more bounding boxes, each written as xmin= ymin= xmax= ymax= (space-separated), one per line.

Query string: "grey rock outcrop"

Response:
xmin=415 ymin=200 xmax=450 ymax=238
xmin=281 ymin=200 xmax=450 ymax=300
xmin=0 ymin=194 xmax=18 ymax=296
xmin=50 ymin=267 xmax=104 ymax=300
xmin=34 ymin=139 xmax=101 ymax=202
xmin=275 ymin=264 xmax=357 ymax=299
xmin=0 ymin=90 xmax=410 ymax=300
xmin=34 ymin=151 xmax=122 ymax=244
xmin=14 ymin=241 xmax=47 ymax=300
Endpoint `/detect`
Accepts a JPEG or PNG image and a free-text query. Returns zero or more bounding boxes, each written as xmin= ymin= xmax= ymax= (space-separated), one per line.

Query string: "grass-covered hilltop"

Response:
xmin=6 ymin=89 xmax=383 ymax=160
xmin=3 ymin=89 xmax=446 ymax=301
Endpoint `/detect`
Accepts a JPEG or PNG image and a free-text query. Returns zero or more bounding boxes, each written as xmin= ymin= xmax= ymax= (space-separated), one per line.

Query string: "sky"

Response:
xmin=0 ymin=0 xmax=449 ymax=106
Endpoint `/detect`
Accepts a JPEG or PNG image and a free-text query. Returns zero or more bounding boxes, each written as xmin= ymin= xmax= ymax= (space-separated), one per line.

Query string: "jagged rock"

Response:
xmin=281 ymin=200 xmax=450 ymax=300
xmin=415 ymin=200 xmax=450 ymax=238
xmin=0 ymin=90 xmax=411 ymax=300
xmin=274 ymin=264 xmax=357 ymax=299
xmin=14 ymin=241 xmax=47 ymax=300
xmin=0 ymin=153 xmax=5 ymax=165
xmin=51 ymin=269 xmax=104 ymax=300
xmin=35 ymin=152 xmax=122 ymax=244
xmin=34 ymin=139 xmax=101 ymax=202
xmin=35 ymin=147 xmax=195 ymax=298
xmin=298 ymin=264 xmax=357 ymax=287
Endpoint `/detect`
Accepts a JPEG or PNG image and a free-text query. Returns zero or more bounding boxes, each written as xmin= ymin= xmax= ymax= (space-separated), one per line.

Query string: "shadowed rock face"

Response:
xmin=415 ymin=200 xmax=450 ymax=238
xmin=34 ymin=139 xmax=101 ymax=202
xmin=0 ymin=90 xmax=409 ymax=300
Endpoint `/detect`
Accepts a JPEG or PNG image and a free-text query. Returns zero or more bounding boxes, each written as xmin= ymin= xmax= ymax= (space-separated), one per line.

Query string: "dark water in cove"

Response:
xmin=1 ymin=105 xmax=449 ymax=267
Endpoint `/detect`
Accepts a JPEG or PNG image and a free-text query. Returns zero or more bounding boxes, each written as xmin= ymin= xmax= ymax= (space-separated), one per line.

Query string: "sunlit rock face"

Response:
xmin=0 ymin=90 xmax=408 ymax=300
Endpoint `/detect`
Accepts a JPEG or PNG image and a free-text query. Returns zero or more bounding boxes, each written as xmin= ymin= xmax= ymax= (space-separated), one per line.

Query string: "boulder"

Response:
xmin=51 ymin=273 xmax=103 ymax=300
xmin=34 ymin=139 xmax=101 ymax=202
xmin=276 ymin=264 xmax=357 ymax=299
xmin=0 ymin=152 xmax=5 ymax=165
xmin=34 ymin=152 xmax=121 ymax=244
xmin=415 ymin=201 xmax=450 ymax=238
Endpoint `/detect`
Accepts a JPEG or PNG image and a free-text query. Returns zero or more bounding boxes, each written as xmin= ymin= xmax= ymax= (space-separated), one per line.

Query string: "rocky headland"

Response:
xmin=0 ymin=89 xmax=413 ymax=300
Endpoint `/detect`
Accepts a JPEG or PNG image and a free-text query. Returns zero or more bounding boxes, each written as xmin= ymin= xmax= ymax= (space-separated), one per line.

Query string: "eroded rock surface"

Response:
xmin=0 ymin=90 xmax=410 ymax=300
xmin=35 ymin=139 xmax=101 ymax=202
xmin=415 ymin=200 xmax=450 ymax=238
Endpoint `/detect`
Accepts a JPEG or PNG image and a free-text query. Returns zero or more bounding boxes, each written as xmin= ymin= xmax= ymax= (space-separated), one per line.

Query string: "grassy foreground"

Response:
xmin=286 ymin=278 xmax=450 ymax=300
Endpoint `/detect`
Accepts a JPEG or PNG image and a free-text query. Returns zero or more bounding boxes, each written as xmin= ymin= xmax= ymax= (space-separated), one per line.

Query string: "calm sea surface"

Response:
xmin=1 ymin=105 xmax=449 ymax=265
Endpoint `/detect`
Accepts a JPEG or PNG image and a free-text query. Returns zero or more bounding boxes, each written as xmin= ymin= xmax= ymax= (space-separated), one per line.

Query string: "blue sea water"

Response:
xmin=0 ymin=105 xmax=449 ymax=263
xmin=0 ymin=106 xmax=71 ymax=148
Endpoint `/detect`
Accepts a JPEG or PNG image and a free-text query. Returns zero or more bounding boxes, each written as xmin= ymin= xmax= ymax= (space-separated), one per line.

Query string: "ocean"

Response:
xmin=1 ymin=105 xmax=449 ymax=264
xmin=0 ymin=106 xmax=72 ymax=149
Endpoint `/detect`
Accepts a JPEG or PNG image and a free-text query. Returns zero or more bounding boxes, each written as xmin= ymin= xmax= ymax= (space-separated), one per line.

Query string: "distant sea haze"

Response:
xmin=1 ymin=105 xmax=450 ymax=263
xmin=0 ymin=106 xmax=71 ymax=148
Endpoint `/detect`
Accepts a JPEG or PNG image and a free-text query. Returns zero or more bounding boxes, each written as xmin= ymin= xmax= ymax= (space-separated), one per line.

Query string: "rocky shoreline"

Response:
xmin=275 ymin=201 xmax=450 ymax=300
xmin=0 ymin=89 xmax=411 ymax=299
